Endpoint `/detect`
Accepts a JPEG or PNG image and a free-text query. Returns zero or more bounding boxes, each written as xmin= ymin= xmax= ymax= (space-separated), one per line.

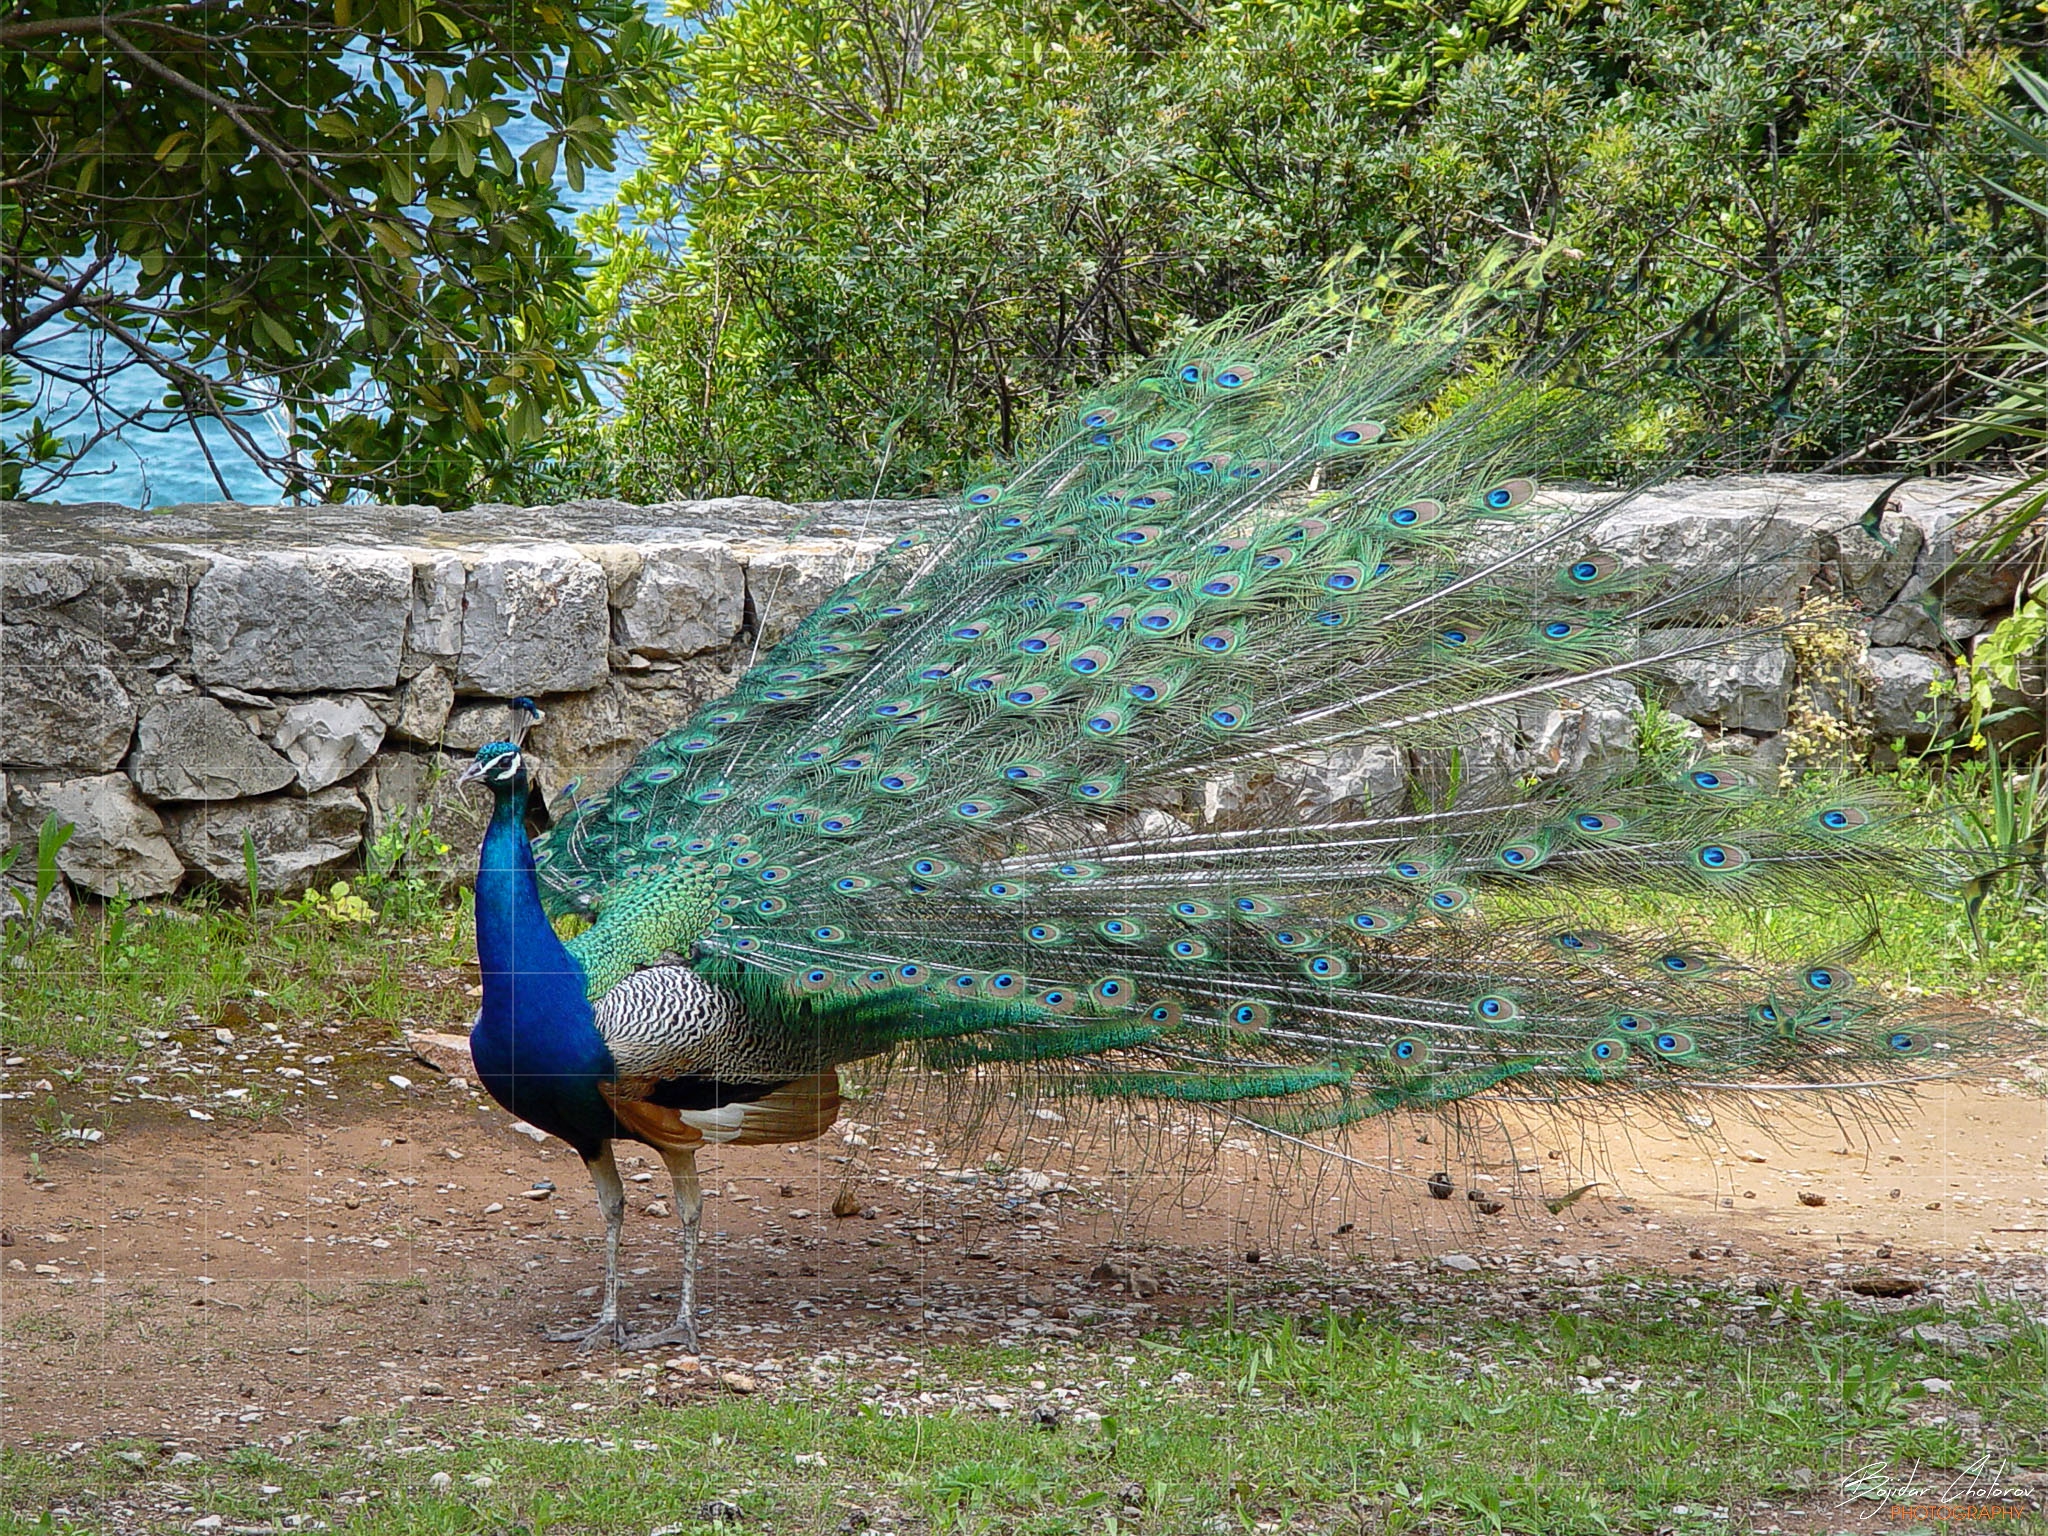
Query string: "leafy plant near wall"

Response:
xmin=520 ymin=0 xmax=2044 ymax=503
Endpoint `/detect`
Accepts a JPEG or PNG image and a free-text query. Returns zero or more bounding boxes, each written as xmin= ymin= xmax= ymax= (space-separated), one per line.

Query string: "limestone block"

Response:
xmin=189 ymin=549 xmax=411 ymax=690
xmin=1860 ymin=648 xmax=1955 ymax=743
xmin=522 ymin=685 xmax=636 ymax=796
xmin=457 ymin=545 xmax=610 ymax=695
xmin=0 ymin=552 xmax=94 ymax=610
xmin=1407 ymin=716 xmax=1522 ymax=809
xmin=273 ymin=696 xmax=387 ymax=792
xmin=1518 ymin=680 xmax=1642 ymax=781
xmin=1650 ymin=630 xmax=1793 ymax=733
xmin=162 ymin=785 xmax=365 ymax=896
xmin=738 ymin=538 xmax=887 ymax=648
xmin=61 ymin=546 xmax=199 ymax=654
xmin=442 ymin=698 xmax=543 ymax=752
xmin=615 ymin=662 xmax=741 ymax=749
xmin=15 ymin=773 xmax=184 ymax=897
xmin=407 ymin=552 xmax=466 ymax=663
xmin=1204 ymin=737 xmax=1406 ymax=821
xmin=394 ymin=665 xmax=455 ymax=745
xmin=612 ymin=541 xmax=746 ymax=659
xmin=365 ymin=749 xmax=487 ymax=883
xmin=1591 ymin=490 xmax=1822 ymax=619
xmin=1 ymin=623 xmax=136 ymax=771
xmin=128 ymin=696 xmax=296 ymax=801
xmin=0 ymin=867 xmax=74 ymax=934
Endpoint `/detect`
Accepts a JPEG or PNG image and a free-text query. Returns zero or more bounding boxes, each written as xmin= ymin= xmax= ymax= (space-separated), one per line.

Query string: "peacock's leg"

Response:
xmin=623 ymin=1144 xmax=703 ymax=1353
xmin=545 ymin=1141 xmax=628 ymax=1349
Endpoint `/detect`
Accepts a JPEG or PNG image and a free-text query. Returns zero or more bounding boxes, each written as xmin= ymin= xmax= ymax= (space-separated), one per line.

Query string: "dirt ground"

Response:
xmin=4 ymin=1020 xmax=2043 ymax=1456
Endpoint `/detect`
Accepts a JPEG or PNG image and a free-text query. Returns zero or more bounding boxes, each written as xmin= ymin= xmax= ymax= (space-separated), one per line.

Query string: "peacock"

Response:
xmin=459 ymin=299 xmax=2001 ymax=1351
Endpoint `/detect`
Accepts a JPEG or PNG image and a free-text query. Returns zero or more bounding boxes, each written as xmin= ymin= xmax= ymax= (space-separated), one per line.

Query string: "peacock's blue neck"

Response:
xmin=469 ymin=775 xmax=615 ymax=1154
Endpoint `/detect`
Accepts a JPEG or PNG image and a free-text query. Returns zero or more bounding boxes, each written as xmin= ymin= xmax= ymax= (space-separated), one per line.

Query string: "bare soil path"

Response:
xmin=5 ymin=1035 xmax=2042 ymax=1454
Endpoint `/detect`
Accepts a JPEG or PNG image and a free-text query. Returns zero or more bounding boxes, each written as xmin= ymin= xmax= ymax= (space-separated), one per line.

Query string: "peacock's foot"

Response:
xmin=544 ymin=1315 xmax=628 ymax=1350
xmin=621 ymin=1319 xmax=701 ymax=1354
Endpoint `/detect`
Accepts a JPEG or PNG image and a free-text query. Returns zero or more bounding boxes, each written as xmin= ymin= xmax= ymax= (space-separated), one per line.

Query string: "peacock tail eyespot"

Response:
xmin=1324 ymin=564 xmax=1363 ymax=591
xmin=1074 ymin=778 xmax=1117 ymax=800
xmin=1479 ymin=478 xmax=1536 ymax=511
xmin=1171 ymin=938 xmax=1211 ymax=959
xmin=947 ymin=972 xmax=981 ymax=995
xmin=812 ymin=926 xmax=846 ymax=943
xmin=832 ymin=876 xmax=873 ymax=892
xmin=1098 ymin=918 xmax=1145 ymax=940
xmin=1229 ymin=1001 xmax=1272 ymax=1030
xmin=1349 ymin=909 xmax=1404 ymax=933
xmin=1068 ymin=647 xmax=1114 ymax=675
xmin=1887 ymin=1031 xmax=1920 ymax=1053
xmin=1201 ymin=574 xmax=1242 ymax=598
xmin=1803 ymin=965 xmax=1851 ymax=994
xmin=1657 ymin=952 xmax=1714 ymax=976
xmin=1146 ymin=1000 xmax=1184 ymax=1026
xmin=1081 ymin=406 xmax=1119 ymax=428
xmin=1233 ymin=895 xmax=1278 ymax=916
xmin=1472 ymin=995 xmax=1520 ymax=1022
xmin=1651 ymin=1031 xmax=1695 ymax=1056
xmin=1586 ymin=1038 xmax=1625 ymax=1064
xmin=1497 ymin=842 xmax=1544 ymax=869
xmin=1573 ymin=812 xmax=1625 ymax=835
xmin=1389 ymin=1037 xmax=1427 ymax=1064
xmin=1815 ymin=806 xmax=1874 ymax=831
xmin=1394 ymin=862 xmax=1423 ymax=880
xmin=1093 ymin=975 xmax=1135 ymax=1006
xmin=987 ymin=973 xmax=1024 ymax=996
xmin=755 ymin=896 xmax=787 ymax=915
xmin=1147 ymin=430 xmax=1192 ymax=453
xmin=1695 ymin=843 xmax=1751 ymax=871
xmin=1175 ymin=901 xmax=1216 ymax=920
xmin=1025 ymin=923 xmax=1063 ymax=943
xmin=1563 ymin=554 xmax=1618 ymax=585
xmin=964 ymin=484 xmax=1004 ymax=506
xmin=1039 ymin=987 xmax=1079 ymax=1015
xmin=1610 ymin=1012 xmax=1646 ymax=1032
xmin=1304 ymin=954 xmax=1349 ymax=981
xmin=1198 ymin=625 xmax=1242 ymax=654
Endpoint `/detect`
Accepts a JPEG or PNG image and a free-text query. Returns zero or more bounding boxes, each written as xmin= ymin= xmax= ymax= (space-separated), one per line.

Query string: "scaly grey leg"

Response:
xmin=624 ymin=1144 xmax=703 ymax=1353
xmin=545 ymin=1141 xmax=628 ymax=1349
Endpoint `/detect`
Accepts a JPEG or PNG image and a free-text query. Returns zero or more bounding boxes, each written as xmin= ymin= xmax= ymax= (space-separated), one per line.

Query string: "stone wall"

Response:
xmin=0 ymin=476 xmax=2030 ymax=907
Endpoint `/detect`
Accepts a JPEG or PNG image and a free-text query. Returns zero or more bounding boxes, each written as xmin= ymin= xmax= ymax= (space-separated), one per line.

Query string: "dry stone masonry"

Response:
xmin=0 ymin=477 xmax=2026 ymax=909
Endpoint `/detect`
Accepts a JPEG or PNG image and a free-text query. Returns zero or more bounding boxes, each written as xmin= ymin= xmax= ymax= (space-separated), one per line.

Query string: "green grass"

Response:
xmin=5 ymin=1291 xmax=2041 ymax=1534
xmin=0 ymin=888 xmax=476 ymax=1064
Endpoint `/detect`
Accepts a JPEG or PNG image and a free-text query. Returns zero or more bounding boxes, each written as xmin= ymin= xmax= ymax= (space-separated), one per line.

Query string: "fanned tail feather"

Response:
xmin=534 ymin=295 xmax=2006 ymax=1126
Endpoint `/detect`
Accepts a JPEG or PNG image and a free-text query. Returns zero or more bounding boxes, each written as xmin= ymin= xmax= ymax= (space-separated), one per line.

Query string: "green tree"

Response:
xmin=2 ymin=0 xmax=675 ymax=504
xmin=546 ymin=0 xmax=2038 ymax=503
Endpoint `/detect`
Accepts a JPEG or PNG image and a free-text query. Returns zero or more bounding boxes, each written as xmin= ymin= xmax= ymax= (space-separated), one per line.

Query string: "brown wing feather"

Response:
xmin=600 ymin=1071 xmax=842 ymax=1153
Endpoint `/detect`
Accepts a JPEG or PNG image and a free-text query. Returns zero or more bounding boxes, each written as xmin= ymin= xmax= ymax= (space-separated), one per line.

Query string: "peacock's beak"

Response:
xmin=455 ymin=757 xmax=488 ymax=789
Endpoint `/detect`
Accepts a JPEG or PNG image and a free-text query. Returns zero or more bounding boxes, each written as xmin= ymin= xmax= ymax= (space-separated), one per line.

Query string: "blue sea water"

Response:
xmin=12 ymin=8 xmax=677 ymax=509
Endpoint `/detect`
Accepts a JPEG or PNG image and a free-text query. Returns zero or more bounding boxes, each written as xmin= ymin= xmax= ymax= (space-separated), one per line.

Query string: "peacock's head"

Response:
xmin=458 ymin=741 xmax=529 ymax=796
